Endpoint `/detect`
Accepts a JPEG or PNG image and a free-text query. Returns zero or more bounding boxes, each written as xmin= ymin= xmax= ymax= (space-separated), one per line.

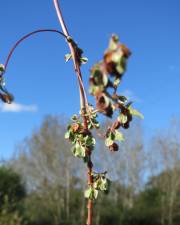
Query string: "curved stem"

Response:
xmin=53 ymin=1 xmax=93 ymax=225
xmin=4 ymin=29 xmax=67 ymax=71
xmin=3 ymin=28 xmax=89 ymax=110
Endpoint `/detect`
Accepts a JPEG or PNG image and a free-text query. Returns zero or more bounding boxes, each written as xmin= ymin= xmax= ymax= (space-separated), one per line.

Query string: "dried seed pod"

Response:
xmin=0 ymin=93 xmax=13 ymax=104
xmin=120 ymin=44 xmax=131 ymax=58
xmin=122 ymin=122 xmax=129 ymax=129
xmin=104 ymin=52 xmax=117 ymax=75
xmin=109 ymin=142 xmax=119 ymax=152
xmin=96 ymin=92 xmax=113 ymax=117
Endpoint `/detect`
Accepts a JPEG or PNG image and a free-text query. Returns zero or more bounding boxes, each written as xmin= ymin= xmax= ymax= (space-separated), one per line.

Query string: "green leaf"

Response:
xmin=80 ymin=57 xmax=88 ymax=64
xmin=105 ymin=137 xmax=113 ymax=147
xmin=94 ymin=176 xmax=111 ymax=193
xmin=118 ymin=113 xmax=128 ymax=124
xmin=93 ymin=188 xmax=98 ymax=199
xmin=102 ymin=74 xmax=108 ymax=87
xmin=114 ymin=130 xmax=124 ymax=142
xmin=89 ymin=84 xmax=103 ymax=96
xmin=128 ymin=106 xmax=144 ymax=119
xmin=116 ymin=57 xmax=127 ymax=75
xmin=116 ymin=62 xmax=125 ymax=74
xmin=84 ymin=136 xmax=96 ymax=147
xmin=0 ymin=64 xmax=5 ymax=71
xmin=72 ymin=143 xmax=86 ymax=158
xmin=114 ymin=77 xmax=121 ymax=87
xmin=64 ymin=131 xmax=70 ymax=139
xmin=71 ymin=114 xmax=78 ymax=121
xmin=65 ymin=53 xmax=72 ymax=62
xmin=118 ymin=95 xmax=128 ymax=102
xmin=84 ymin=187 xmax=98 ymax=200
xmin=109 ymin=34 xmax=119 ymax=50
xmin=69 ymin=133 xmax=76 ymax=143
xmin=112 ymin=51 xmax=123 ymax=63
xmin=103 ymin=179 xmax=111 ymax=194
xmin=99 ymin=178 xmax=109 ymax=191
xmin=84 ymin=187 xmax=92 ymax=199
xmin=93 ymin=120 xmax=100 ymax=129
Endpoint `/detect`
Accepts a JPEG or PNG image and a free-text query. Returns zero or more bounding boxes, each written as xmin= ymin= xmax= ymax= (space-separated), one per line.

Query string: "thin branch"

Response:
xmin=3 ymin=28 xmax=89 ymax=112
xmin=53 ymin=0 xmax=87 ymax=112
xmin=53 ymin=1 xmax=93 ymax=225
xmin=4 ymin=29 xmax=67 ymax=71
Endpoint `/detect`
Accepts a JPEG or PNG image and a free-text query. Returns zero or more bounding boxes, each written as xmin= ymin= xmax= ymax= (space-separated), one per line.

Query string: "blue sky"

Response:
xmin=0 ymin=0 xmax=180 ymax=159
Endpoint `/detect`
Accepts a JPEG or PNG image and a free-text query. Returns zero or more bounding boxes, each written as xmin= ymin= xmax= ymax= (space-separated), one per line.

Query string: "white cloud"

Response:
xmin=0 ymin=102 xmax=38 ymax=113
xmin=121 ymin=89 xmax=142 ymax=103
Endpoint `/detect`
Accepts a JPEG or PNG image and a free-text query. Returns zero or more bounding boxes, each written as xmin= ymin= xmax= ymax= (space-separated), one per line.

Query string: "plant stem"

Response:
xmin=53 ymin=0 xmax=86 ymax=110
xmin=53 ymin=1 xmax=93 ymax=225
xmin=4 ymin=29 xmax=66 ymax=71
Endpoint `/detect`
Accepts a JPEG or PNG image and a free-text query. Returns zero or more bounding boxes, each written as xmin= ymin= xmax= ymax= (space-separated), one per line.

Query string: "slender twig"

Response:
xmin=4 ymin=29 xmax=67 ymax=71
xmin=53 ymin=0 xmax=86 ymax=111
xmin=3 ymin=28 xmax=90 ymax=112
xmin=53 ymin=1 xmax=93 ymax=225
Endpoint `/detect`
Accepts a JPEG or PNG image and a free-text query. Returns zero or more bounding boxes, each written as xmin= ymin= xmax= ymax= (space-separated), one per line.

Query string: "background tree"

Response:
xmin=12 ymin=115 xmax=84 ymax=225
xmin=0 ymin=116 xmax=179 ymax=225
xmin=148 ymin=119 xmax=180 ymax=225
xmin=0 ymin=166 xmax=26 ymax=225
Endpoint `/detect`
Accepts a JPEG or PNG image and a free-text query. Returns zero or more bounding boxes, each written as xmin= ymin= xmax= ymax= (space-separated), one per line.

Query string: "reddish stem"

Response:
xmin=4 ymin=29 xmax=67 ymax=71
xmin=53 ymin=1 xmax=93 ymax=225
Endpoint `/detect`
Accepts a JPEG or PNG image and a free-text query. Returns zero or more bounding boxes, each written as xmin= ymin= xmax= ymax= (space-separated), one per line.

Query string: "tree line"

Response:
xmin=0 ymin=115 xmax=180 ymax=225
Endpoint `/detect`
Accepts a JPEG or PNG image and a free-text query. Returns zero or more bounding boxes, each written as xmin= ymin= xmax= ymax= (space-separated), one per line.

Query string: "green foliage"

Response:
xmin=64 ymin=35 xmax=143 ymax=202
xmin=84 ymin=173 xmax=111 ymax=200
xmin=105 ymin=129 xmax=124 ymax=152
xmin=128 ymin=105 xmax=144 ymax=119
xmin=122 ymin=187 xmax=162 ymax=225
xmin=65 ymin=115 xmax=95 ymax=160
xmin=0 ymin=196 xmax=27 ymax=225
xmin=93 ymin=173 xmax=110 ymax=193
xmin=65 ymin=53 xmax=72 ymax=62
xmin=0 ymin=116 xmax=179 ymax=225
xmin=0 ymin=166 xmax=25 ymax=209
xmin=84 ymin=187 xmax=98 ymax=200
xmin=65 ymin=38 xmax=88 ymax=65
xmin=0 ymin=166 xmax=26 ymax=225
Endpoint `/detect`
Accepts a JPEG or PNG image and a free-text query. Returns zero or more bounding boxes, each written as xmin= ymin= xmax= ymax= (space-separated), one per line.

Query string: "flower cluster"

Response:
xmin=0 ymin=64 xmax=14 ymax=104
